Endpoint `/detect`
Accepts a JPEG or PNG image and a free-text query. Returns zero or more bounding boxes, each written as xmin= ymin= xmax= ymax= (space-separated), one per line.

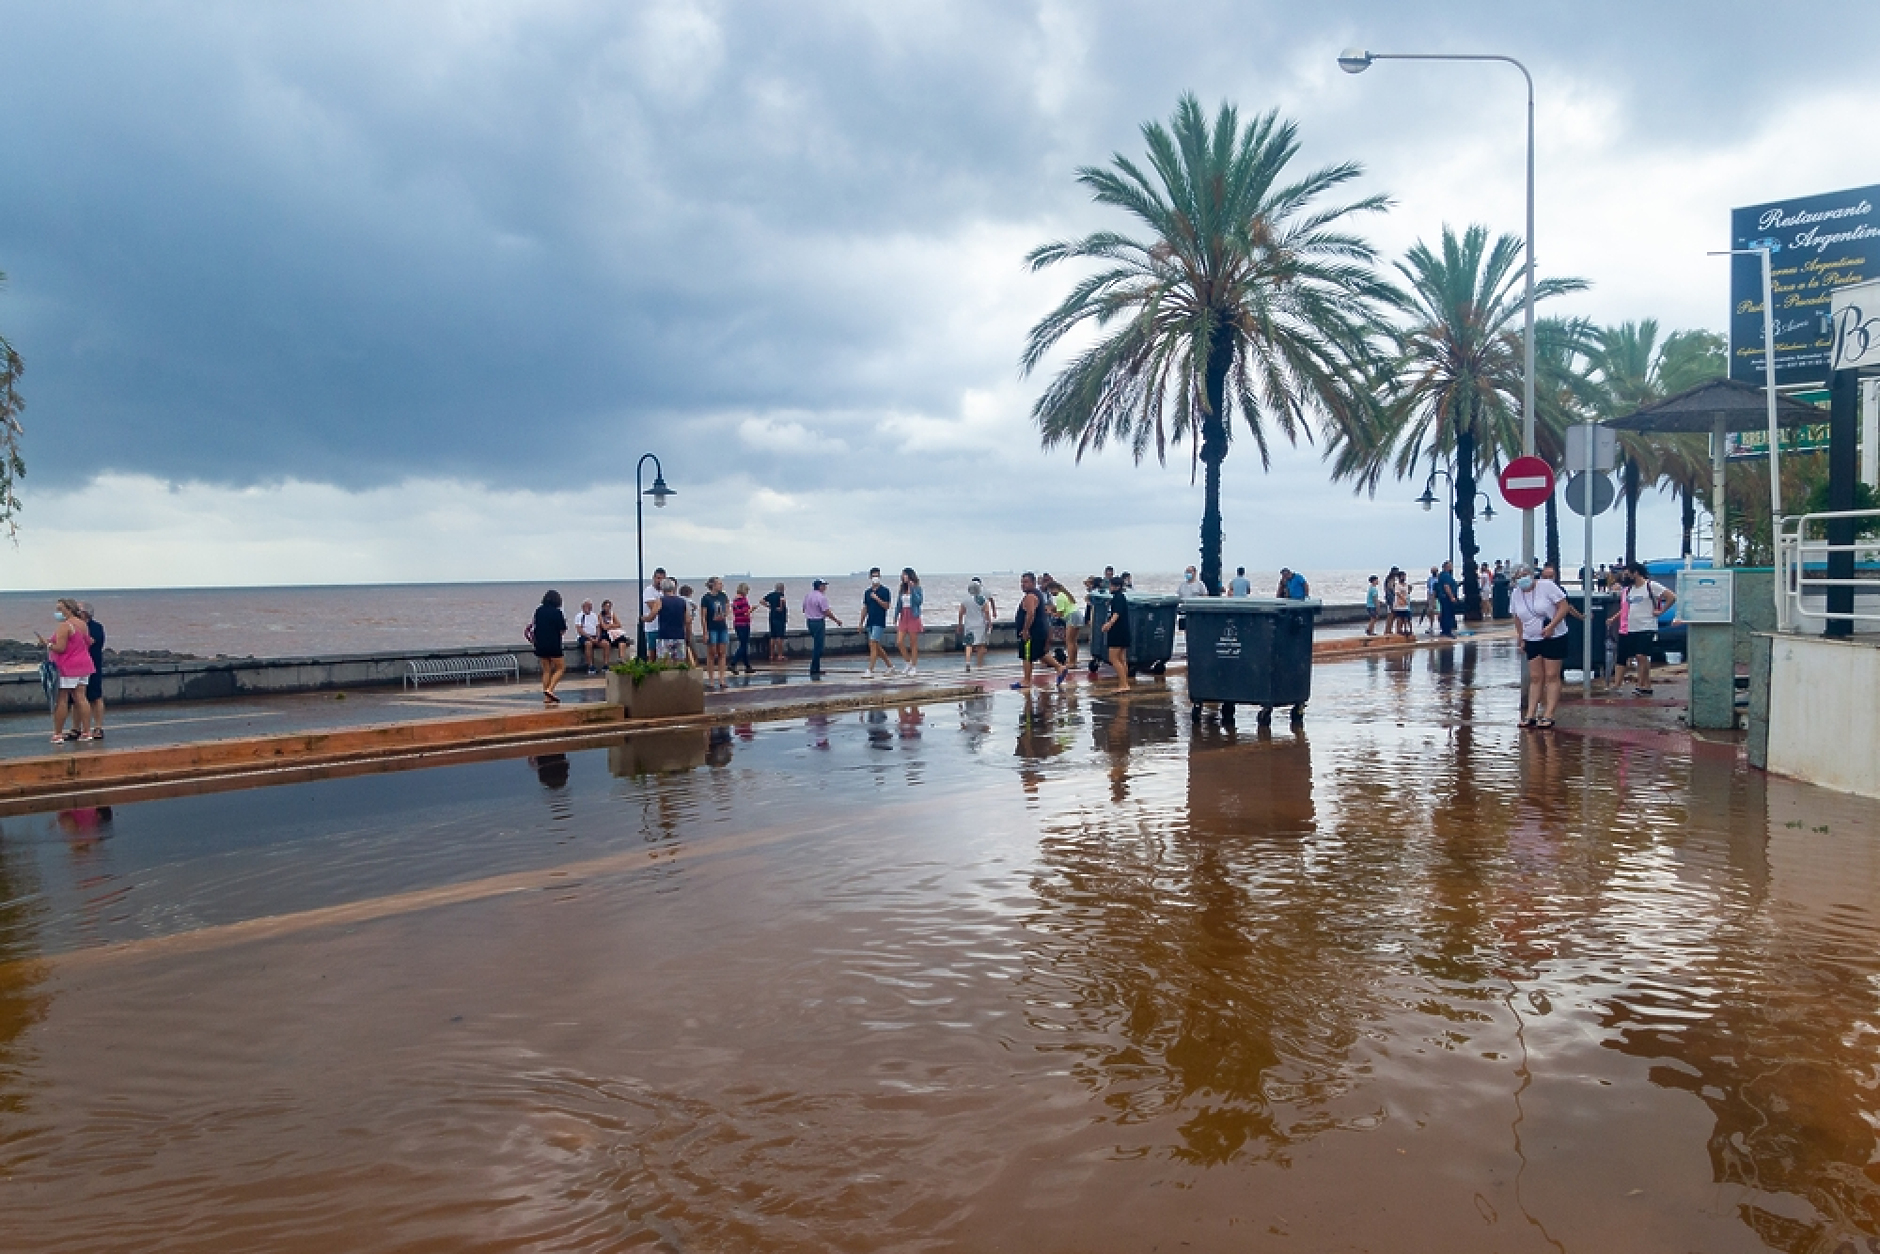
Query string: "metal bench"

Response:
xmin=403 ymin=653 xmax=520 ymax=690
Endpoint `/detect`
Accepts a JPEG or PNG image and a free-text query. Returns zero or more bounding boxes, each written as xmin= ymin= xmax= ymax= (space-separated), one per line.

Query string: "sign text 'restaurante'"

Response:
xmin=1731 ymin=184 xmax=1880 ymax=386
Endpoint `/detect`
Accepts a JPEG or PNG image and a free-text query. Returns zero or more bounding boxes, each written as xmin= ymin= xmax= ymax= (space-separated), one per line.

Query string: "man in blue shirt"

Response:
xmin=1285 ymin=568 xmax=1308 ymax=600
xmin=1228 ymin=566 xmax=1252 ymax=597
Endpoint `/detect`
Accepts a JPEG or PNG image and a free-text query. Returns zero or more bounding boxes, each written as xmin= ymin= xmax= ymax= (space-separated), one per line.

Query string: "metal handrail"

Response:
xmin=1776 ymin=509 xmax=1880 ymax=632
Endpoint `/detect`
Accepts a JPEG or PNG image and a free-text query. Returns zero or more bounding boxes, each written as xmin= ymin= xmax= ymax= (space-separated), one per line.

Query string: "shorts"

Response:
xmin=707 ymin=627 xmax=729 ymax=645
xmin=1068 ymin=609 xmax=1085 ymax=627
xmin=1393 ymin=610 xmax=1411 ymax=622
xmin=1022 ymin=634 xmax=1049 ymax=659
xmin=656 ymin=639 xmax=688 ymax=663
xmin=1617 ymin=632 xmax=1657 ymax=663
xmin=961 ymin=630 xmax=978 ymax=647
xmin=1366 ymin=605 xmax=1380 ymax=620
xmin=57 ymin=674 xmax=87 ymax=690
xmin=1523 ymin=635 xmax=1569 ymax=662
xmin=897 ymin=611 xmax=923 ymax=634
xmin=768 ymin=618 xmax=787 ymax=639
xmin=868 ymin=625 xmax=887 ymax=643
xmin=86 ymin=671 xmax=102 ymax=701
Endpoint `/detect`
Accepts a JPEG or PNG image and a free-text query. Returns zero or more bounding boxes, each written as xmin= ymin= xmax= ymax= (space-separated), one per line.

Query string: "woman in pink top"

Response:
xmin=37 ymin=597 xmax=97 ymax=744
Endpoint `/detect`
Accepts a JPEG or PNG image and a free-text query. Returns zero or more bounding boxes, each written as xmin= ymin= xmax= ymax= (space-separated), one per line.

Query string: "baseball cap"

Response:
xmin=812 ymin=578 xmax=827 ymax=588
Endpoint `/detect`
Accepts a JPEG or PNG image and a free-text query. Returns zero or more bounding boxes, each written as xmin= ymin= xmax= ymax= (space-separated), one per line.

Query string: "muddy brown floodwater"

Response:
xmin=3 ymin=643 xmax=1880 ymax=1252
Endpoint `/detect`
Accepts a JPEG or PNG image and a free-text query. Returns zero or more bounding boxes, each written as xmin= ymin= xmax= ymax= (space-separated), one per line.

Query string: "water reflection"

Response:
xmin=607 ymin=729 xmax=710 ymax=777
xmin=1020 ymin=719 xmax=1370 ymax=1166
xmin=0 ymin=832 xmax=48 ymax=1130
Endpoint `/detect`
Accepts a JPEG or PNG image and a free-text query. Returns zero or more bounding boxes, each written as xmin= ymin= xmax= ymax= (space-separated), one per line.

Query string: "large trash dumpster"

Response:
xmin=1127 ymin=594 xmax=1180 ymax=675
xmin=1182 ymin=598 xmax=1319 ymax=723
xmin=1085 ymin=590 xmax=1110 ymax=675
xmin=1559 ymin=591 xmax=1616 ymax=677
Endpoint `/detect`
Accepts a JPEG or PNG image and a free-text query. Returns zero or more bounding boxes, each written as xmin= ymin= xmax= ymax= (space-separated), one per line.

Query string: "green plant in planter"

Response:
xmin=610 ymin=657 xmax=691 ymax=685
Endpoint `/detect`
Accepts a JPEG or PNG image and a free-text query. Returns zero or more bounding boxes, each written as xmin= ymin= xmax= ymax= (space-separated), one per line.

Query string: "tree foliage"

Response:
xmin=0 ymin=271 xmax=24 ymax=540
xmin=1327 ymin=224 xmax=1587 ymax=613
xmin=1022 ymin=95 xmax=1392 ymax=592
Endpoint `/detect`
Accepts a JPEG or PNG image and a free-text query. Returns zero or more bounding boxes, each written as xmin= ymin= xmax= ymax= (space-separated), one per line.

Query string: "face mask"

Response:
xmin=54 ymin=611 xmax=66 ymax=621
xmin=973 ymin=593 xmax=985 ymax=606
xmin=871 ymin=577 xmax=880 ymax=586
xmin=1516 ymin=576 xmax=1534 ymax=591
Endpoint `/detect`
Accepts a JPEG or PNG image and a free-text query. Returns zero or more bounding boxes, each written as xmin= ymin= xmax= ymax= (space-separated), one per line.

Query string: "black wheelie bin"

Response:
xmin=1182 ymin=598 xmax=1319 ymax=724
xmin=1085 ymin=590 xmax=1110 ymax=675
xmin=1126 ymin=594 xmax=1180 ymax=676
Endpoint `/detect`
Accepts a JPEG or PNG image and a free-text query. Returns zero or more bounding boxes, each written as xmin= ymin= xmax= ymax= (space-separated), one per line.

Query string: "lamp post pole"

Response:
xmin=634 ymin=453 xmax=675 ymax=661
xmin=1709 ymin=246 xmax=1783 ymax=569
xmin=1340 ymin=49 xmax=1537 ymax=567
xmin=1418 ymin=465 xmax=1456 ymax=567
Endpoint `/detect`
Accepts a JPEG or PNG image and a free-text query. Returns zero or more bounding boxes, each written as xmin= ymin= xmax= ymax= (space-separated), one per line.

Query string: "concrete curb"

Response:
xmin=0 ymin=682 xmax=985 ymax=811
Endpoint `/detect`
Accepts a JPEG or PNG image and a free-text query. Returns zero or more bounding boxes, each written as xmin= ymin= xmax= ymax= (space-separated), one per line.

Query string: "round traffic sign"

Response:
xmin=1498 ymin=456 xmax=1555 ymax=510
xmin=1564 ymin=471 xmax=1616 ymax=516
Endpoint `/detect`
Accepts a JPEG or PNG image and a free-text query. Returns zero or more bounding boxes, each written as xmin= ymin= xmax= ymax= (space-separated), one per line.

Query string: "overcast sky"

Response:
xmin=2 ymin=0 xmax=1877 ymax=589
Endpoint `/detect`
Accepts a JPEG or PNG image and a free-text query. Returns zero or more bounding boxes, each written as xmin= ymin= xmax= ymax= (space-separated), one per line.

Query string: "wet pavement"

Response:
xmin=3 ymin=640 xmax=1875 ymax=1252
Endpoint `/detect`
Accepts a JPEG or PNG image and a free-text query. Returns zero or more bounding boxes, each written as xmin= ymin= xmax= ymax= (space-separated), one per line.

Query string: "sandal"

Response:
xmin=1520 ymin=716 xmax=1537 ymax=729
xmin=1535 ymin=717 xmax=1556 ymax=729
xmin=543 ymin=692 xmax=561 ymax=705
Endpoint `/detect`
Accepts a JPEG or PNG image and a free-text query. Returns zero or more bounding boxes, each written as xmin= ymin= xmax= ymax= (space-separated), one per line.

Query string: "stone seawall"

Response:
xmin=0 ymin=603 xmax=1369 ymax=713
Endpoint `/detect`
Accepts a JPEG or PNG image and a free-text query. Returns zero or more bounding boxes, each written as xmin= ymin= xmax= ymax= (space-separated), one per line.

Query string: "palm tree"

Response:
xmin=1329 ymin=226 xmax=1586 ymax=619
xmin=1022 ymin=95 xmax=1392 ymax=594
xmin=0 ymin=271 xmax=22 ymax=539
xmin=1586 ymin=323 xmax=1726 ymax=562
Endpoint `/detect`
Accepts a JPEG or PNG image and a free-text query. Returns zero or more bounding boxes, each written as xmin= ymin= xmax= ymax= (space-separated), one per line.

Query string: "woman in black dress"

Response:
xmin=1100 ymin=576 xmax=1131 ymax=690
xmin=532 ymin=589 xmax=568 ymax=705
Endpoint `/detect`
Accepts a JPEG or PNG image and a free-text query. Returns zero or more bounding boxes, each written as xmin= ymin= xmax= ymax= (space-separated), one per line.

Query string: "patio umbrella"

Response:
xmin=1604 ymin=377 xmax=1824 ymax=559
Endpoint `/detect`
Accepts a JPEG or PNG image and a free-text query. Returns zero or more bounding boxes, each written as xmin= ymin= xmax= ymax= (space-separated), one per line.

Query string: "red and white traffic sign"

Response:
xmin=1498 ymin=456 xmax=1555 ymax=510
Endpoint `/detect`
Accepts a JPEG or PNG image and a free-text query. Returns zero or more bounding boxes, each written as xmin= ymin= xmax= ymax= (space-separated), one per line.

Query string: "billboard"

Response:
xmin=1730 ymin=183 xmax=1880 ymax=386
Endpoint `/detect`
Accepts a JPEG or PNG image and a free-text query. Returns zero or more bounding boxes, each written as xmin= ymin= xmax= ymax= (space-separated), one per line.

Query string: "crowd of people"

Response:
xmin=524 ymin=565 xmax=1153 ymax=703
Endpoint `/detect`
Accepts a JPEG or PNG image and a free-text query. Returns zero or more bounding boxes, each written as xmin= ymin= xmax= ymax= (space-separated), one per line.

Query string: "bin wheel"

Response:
xmin=1221 ymin=702 xmax=1236 ymax=724
xmin=1290 ymin=703 xmax=1306 ymax=724
xmin=1088 ymin=660 xmax=1100 ymax=676
xmin=1190 ymin=703 xmax=1203 ymax=723
xmin=1126 ymin=663 xmax=1138 ymax=677
xmin=1152 ymin=661 xmax=1166 ymax=675
xmin=1257 ymin=706 xmax=1274 ymax=725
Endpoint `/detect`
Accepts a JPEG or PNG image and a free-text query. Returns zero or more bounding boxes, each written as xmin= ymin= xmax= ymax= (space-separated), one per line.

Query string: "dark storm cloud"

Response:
xmin=1 ymin=0 xmax=1876 ymax=491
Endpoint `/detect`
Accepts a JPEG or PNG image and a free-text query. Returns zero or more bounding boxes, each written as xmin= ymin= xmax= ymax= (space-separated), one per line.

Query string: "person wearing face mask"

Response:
xmin=862 ymin=567 xmax=893 ymax=677
xmin=957 ymin=578 xmax=994 ymax=672
xmin=1617 ymin=562 xmax=1675 ymax=695
xmin=1509 ymin=564 xmax=1569 ymax=728
xmin=37 ymin=598 xmax=97 ymax=744
xmin=1178 ymin=566 xmax=1205 ymax=599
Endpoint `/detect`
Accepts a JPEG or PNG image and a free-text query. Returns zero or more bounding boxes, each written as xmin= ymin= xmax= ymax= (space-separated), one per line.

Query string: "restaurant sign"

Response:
xmin=1730 ymin=184 xmax=1880 ymax=386
xmin=1724 ymin=423 xmax=1832 ymax=461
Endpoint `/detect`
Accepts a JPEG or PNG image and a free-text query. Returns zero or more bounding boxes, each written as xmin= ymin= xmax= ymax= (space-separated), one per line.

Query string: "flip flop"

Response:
xmin=1535 ymin=717 xmax=1556 ymax=729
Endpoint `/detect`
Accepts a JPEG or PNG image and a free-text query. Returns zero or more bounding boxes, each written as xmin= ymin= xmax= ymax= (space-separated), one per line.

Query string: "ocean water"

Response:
xmin=0 ymin=569 xmax=1381 ymax=659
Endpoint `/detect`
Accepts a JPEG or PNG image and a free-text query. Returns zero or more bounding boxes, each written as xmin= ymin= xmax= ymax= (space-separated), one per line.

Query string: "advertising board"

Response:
xmin=1730 ymin=184 xmax=1880 ymax=386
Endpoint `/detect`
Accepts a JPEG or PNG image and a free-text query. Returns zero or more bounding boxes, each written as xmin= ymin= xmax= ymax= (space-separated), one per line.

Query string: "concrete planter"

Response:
xmin=606 ymin=667 xmax=705 ymax=720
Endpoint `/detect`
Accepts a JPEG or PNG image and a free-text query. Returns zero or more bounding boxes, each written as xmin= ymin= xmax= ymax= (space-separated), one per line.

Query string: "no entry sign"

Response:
xmin=1498 ymin=456 xmax=1555 ymax=510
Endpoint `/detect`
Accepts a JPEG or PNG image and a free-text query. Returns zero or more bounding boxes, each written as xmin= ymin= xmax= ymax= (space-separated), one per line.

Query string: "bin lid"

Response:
xmin=1129 ymin=593 xmax=1181 ymax=606
xmin=1182 ymin=597 xmax=1321 ymax=614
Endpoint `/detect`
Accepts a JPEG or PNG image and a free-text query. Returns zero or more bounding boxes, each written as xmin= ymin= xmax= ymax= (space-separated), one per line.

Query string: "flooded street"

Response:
xmin=4 ymin=643 xmax=1880 ymax=1252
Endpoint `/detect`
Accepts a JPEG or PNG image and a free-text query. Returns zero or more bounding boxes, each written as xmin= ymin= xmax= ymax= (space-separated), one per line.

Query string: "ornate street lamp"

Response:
xmin=635 ymin=453 xmax=675 ymax=660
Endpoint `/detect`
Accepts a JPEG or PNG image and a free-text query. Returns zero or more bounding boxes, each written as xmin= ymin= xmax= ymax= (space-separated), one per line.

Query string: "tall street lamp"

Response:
xmin=635 ymin=453 xmax=675 ymax=661
xmin=1340 ymin=47 xmax=1538 ymax=568
xmin=1417 ymin=465 xmax=1456 ymax=567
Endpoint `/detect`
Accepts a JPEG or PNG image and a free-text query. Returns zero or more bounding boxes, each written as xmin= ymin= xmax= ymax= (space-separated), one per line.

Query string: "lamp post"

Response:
xmin=1707 ymin=246 xmax=1783 ymax=570
xmin=634 ymin=453 xmax=675 ymax=661
xmin=1340 ymin=48 xmax=1538 ymax=575
xmin=1418 ymin=465 xmax=1456 ymax=567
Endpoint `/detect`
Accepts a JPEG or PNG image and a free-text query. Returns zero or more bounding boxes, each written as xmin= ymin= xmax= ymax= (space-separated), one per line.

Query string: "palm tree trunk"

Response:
xmin=1680 ymin=485 xmax=1695 ymax=557
xmin=1455 ymin=427 xmax=1482 ymax=622
xmin=1623 ymin=459 xmax=1640 ymax=565
xmin=1544 ymin=493 xmax=1561 ymax=573
xmin=1196 ymin=323 xmax=1235 ymax=595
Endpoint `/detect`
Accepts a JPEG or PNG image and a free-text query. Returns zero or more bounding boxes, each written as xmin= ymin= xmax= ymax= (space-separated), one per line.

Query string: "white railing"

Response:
xmin=1776 ymin=509 xmax=1880 ymax=633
